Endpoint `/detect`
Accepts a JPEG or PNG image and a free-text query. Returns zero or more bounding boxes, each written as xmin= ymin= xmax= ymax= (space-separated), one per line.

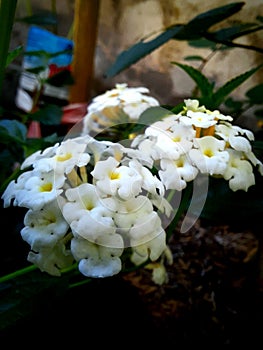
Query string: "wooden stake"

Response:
xmin=69 ymin=0 xmax=100 ymax=103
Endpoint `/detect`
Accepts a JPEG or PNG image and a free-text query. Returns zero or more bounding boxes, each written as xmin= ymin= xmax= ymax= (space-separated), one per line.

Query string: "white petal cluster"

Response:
xmin=82 ymin=83 xmax=160 ymax=135
xmin=132 ymin=99 xmax=263 ymax=192
xmin=1 ymin=86 xmax=263 ymax=284
xmin=2 ymin=133 xmax=171 ymax=279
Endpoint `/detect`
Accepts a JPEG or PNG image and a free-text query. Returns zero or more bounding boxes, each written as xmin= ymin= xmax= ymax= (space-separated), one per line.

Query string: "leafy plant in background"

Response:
xmin=0 ymin=0 xmax=74 ymax=192
xmin=105 ymin=2 xmax=263 ymax=124
xmin=0 ymin=0 xmax=263 ymax=336
xmin=105 ymin=1 xmax=263 ymax=224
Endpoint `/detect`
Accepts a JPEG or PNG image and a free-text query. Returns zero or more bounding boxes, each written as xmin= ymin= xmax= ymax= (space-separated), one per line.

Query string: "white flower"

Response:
xmin=146 ymin=262 xmax=169 ymax=285
xmin=82 ymin=83 xmax=160 ymax=135
xmin=215 ymin=124 xmax=252 ymax=152
xmin=30 ymin=138 xmax=91 ymax=174
xmin=21 ymin=198 xmax=69 ymax=250
xmin=183 ymin=99 xmax=206 ymax=112
xmin=91 ymin=156 xmax=143 ymax=200
xmin=2 ymin=170 xmax=65 ymax=210
xmin=71 ymin=234 xmax=124 ymax=278
xmin=21 ymin=143 xmax=60 ymax=170
xmin=189 ymin=136 xmax=229 ymax=175
xmin=114 ymin=195 xmax=154 ymax=235
xmin=159 ymin=156 xmax=198 ymax=191
xmin=143 ymin=122 xmax=194 ymax=160
xmin=181 ymin=110 xmax=217 ymax=128
xmin=223 ymin=149 xmax=256 ymax=191
xmin=130 ymin=229 xmax=167 ymax=265
xmin=128 ymin=158 xmax=165 ymax=197
xmin=63 ymin=183 xmax=116 ymax=241
xmin=245 ymin=151 xmax=263 ymax=175
xmin=27 ymin=240 xmax=74 ymax=276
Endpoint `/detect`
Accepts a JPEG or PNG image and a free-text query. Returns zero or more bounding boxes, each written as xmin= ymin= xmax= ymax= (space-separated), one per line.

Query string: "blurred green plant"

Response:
xmin=105 ymin=2 xmax=263 ymax=124
xmin=0 ymin=0 xmax=74 ymax=192
xmin=105 ymin=1 xmax=263 ymax=225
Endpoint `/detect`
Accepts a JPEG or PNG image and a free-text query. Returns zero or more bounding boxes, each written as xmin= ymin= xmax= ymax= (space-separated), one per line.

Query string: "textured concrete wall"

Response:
xmin=95 ymin=0 xmax=263 ymax=106
xmin=11 ymin=0 xmax=263 ymax=108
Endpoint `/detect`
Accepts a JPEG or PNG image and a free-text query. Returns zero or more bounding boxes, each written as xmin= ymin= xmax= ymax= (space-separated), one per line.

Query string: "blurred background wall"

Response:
xmin=11 ymin=0 xmax=263 ymax=106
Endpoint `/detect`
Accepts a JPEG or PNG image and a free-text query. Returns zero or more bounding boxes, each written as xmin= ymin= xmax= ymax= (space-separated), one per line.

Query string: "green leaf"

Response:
xmin=188 ymin=38 xmax=218 ymax=50
xmin=184 ymin=55 xmax=205 ymax=62
xmin=245 ymin=83 xmax=263 ymax=104
xmin=0 ymin=120 xmax=27 ymax=144
xmin=137 ymin=106 xmax=173 ymax=126
xmin=25 ymin=133 xmax=60 ymax=158
xmin=171 ymin=62 xmax=214 ymax=99
xmin=201 ymin=176 xmax=263 ymax=225
xmin=170 ymin=102 xmax=185 ymax=114
xmin=26 ymin=65 xmax=46 ymax=74
xmin=175 ymin=2 xmax=245 ymax=39
xmin=105 ymin=25 xmax=183 ymax=77
xmin=213 ymin=64 xmax=263 ymax=108
xmin=210 ymin=23 xmax=263 ymax=41
xmin=5 ymin=45 xmax=23 ymax=67
xmin=224 ymin=97 xmax=244 ymax=112
xmin=0 ymin=269 xmax=70 ymax=332
xmin=0 ymin=0 xmax=17 ymax=103
xmin=24 ymin=48 xmax=72 ymax=60
xmin=105 ymin=2 xmax=245 ymax=78
xmin=30 ymin=104 xmax=63 ymax=125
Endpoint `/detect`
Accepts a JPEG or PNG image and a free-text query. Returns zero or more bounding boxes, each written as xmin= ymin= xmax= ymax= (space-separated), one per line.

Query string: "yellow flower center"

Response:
xmin=175 ymin=159 xmax=184 ymax=167
xmin=56 ymin=153 xmax=72 ymax=162
xmin=39 ymin=182 xmax=53 ymax=192
xmin=110 ymin=171 xmax=120 ymax=180
xmin=204 ymin=149 xmax=213 ymax=157
xmin=85 ymin=200 xmax=94 ymax=211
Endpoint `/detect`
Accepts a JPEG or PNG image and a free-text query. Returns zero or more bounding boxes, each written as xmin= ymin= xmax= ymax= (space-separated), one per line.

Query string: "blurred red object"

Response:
xmin=61 ymin=102 xmax=88 ymax=125
xmin=48 ymin=63 xmax=71 ymax=77
xmin=27 ymin=120 xmax=42 ymax=138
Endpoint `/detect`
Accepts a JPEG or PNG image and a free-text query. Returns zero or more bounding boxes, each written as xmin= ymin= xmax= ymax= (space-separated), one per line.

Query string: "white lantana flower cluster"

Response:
xmin=1 ymin=134 xmax=173 ymax=280
xmin=1 ymin=83 xmax=263 ymax=285
xmin=132 ymin=98 xmax=263 ymax=192
xmin=82 ymin=83 xmax=160 ymax=135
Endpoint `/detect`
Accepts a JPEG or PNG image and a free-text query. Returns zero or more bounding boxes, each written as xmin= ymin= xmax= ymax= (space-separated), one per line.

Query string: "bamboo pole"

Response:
xmin=69 ymin=0 xmax=100 ymax=103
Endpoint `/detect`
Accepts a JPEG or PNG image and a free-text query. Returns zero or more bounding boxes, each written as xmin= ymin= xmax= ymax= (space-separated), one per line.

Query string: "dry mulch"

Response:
xmin=1 ymin=210 xmax=263 ymax=346
xmin=123 ymin=219 xmax=263 ymax=346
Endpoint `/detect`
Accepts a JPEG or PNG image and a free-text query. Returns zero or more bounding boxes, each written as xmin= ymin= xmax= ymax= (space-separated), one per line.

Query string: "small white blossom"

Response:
xmin=189 ymin=136 xmax=229 ymax=175
xmin=82 ymin=83 xmax=160 ymax=135
xmin=159 ymin=156 xmax=198 ymax=191
xmin=27 ymin=240 xmax=74 ymax=276
xmin=181 ymin=110 xmax=217 ymax=128
xmin=71 ymin=234 xmax=124 ymax=278
xmin=21 ymin=198 xmax=69 ymax=250
xmin=91 ymin=156 xmax=143 ymax=200
xmin=2 ymin=170 xmax=65 ymax=210
xmin=215 ymin=124 xmax=252 ymax=152
xmin=63 ymin=183 xmax=116 ymax=241
xmin=223 ymin=149 xmax=256 ymax=191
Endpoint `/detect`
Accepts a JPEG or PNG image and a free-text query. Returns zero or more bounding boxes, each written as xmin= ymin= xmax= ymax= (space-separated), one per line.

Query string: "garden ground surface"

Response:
xmin=1 ymin=213 xmax=263 ymax=347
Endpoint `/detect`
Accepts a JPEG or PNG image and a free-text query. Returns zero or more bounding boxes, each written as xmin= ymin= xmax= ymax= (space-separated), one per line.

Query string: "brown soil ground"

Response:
xmin=1 ymin=212 xmax=263 ymax=347
xmin=122 ymin=219 xmax=263 ymax=346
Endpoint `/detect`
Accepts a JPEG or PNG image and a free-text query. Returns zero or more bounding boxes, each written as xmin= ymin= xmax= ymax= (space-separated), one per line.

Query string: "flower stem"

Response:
xmin=0 ymin=264 xmax=37 ymax=283
xmin=166 ymin=182 xmax=193 ymax=241
xmin=69 ymin=278 xmax=92 ymax=289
